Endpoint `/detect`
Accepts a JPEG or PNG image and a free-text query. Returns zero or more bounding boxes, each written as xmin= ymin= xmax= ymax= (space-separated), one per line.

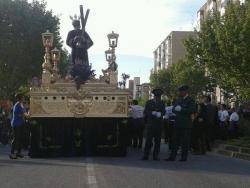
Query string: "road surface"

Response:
xmin=0 ymin=144 xmax=250 ymax=188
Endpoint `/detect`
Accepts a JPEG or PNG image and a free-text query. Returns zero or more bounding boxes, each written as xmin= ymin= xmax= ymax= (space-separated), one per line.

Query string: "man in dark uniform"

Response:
xmin=142 ymin=88 xmax=165 ymax=161
xmin=66 ymin=19 xmax=93 ymax=65
xmin=166 ymin=85 xmax=196 ymax=162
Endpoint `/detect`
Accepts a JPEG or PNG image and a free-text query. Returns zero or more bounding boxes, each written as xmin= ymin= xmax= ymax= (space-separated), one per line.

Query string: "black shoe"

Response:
xmin=141 ymin=156 xmax=149 ymax=160
xmin=165 ymin=157 xmax=175 ymax=161
xmin=9 ymin=154 xmax=17 ymax=159
xmin=179 ymin=158 xmax=187 ymax=162
xmin=16 ymin=153 xmax=24 ymax=158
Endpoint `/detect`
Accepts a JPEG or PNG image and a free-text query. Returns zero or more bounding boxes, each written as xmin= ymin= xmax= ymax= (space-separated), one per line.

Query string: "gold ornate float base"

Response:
xmin=30 ymin=82 xmax=129 ymax=118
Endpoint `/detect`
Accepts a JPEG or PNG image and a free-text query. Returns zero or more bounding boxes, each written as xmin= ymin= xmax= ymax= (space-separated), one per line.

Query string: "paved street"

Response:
xmin=0 ymin=144 xmax=250 ymax=188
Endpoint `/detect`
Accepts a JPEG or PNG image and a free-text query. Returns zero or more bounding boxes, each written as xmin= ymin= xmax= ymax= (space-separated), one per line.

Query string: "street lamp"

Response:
xmin=50 ymin=47 xmax=61 ymax=83
xmin=107 ymin=31 xmax=119 ymax=48
xmin=105 ymin=48 xmax=113 ymax=62
xmin=42 ymin=30 xmax=54 ymax=48
xmin=41 ymin=30 xmax=54 ymax=73
xmin=51 ymin=47 xmax=61 ymax=62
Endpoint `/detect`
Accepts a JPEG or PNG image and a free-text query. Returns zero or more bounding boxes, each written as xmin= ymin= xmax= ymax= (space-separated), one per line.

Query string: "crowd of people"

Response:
xmin=128 ymin=85 xmax=241 ymax=162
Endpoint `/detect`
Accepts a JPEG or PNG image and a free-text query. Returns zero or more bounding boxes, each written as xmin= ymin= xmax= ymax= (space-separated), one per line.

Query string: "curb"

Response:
xmin=214 ymin=143 xmax=250 ymax=161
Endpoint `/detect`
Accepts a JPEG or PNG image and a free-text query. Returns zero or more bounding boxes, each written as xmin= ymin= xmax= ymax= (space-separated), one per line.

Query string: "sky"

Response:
xmin=29 ymin=0 xmax=206 ymax=83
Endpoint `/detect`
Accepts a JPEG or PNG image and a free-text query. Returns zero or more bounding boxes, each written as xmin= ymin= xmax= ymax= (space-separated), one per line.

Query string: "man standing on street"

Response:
xmin=142 ymin=88 xmax=165 ymax=161
xmin=131 ymin=100 xmax=145 ymax=149
xmin=9 ymin=93 xmax=29 ymax=159
xmin=166 ymin=85 xmax=196 ymax=162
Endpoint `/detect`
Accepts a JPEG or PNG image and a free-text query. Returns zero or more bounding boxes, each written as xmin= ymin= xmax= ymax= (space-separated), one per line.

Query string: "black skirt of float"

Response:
xmin=29 ymin=118 xmax=128 ymax=158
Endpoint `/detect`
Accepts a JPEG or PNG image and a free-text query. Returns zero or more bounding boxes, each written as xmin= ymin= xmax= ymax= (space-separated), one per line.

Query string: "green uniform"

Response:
xmin=170 ymin=96 xmax=196 ymax=160
xmin=143 ymin=99 xmax=165 ymax=159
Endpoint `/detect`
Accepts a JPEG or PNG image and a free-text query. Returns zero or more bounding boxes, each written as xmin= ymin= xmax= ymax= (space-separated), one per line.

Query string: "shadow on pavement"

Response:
xmin=1 ymin=144 xmax=250 ymax=176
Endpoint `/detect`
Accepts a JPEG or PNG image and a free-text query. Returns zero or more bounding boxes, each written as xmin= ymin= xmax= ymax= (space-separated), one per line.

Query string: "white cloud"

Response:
xmin=30 ymin=0 xmax=206 ymax=57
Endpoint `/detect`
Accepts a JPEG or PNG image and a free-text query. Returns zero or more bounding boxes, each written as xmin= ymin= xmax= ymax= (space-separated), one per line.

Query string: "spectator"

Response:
xmin=9 ymin=93 xmax=29 ymax=159
xmin=163 ymin=100 xmax=176 ymax=151
xmin=218 ymin=104 xmax=229 ymax=140
xmin=130 ymin=100 xmax=144 ymax=149
xmin=229 ymin=108 xmax=239 ymax=139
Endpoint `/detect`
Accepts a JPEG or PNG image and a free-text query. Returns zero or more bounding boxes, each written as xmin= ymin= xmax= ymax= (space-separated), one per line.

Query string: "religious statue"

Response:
xmin=66 ymin=5 xmax=95 ymax=89
xmin=66 ymin=19 xmax=93 ymax=65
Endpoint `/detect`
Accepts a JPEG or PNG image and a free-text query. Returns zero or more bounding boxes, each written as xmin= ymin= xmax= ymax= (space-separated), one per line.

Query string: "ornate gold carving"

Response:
xmin=117 ymin=97 xmax=126 ymax=101
xmin=113 ymin=102 xmax=126 ymax=114
xmin=68 ymin=101 xmax=92 ymax=117
xmin=30 ymin=82 xmax=129 ymax=117
xmin=31 ymin=101 xmax=47 ymax=114
xmin=67 ymin=90 xmax=93 ymax=117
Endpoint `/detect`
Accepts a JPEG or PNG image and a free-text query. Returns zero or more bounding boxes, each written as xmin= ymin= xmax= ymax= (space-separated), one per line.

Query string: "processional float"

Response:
xmin=29 ymin=5 xmax=129 ymax=157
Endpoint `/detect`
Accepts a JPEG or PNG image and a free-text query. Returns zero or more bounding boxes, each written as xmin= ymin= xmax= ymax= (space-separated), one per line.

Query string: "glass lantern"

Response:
xmin=105 ymin=48 xmax=113 ymax=62
xmin=51 ymin=47 xmax=61 ymax=62
xmin=107 ymin=31 xmax=119 ymax=48
xmin=42 ymin=30 xmax=54 ymax=47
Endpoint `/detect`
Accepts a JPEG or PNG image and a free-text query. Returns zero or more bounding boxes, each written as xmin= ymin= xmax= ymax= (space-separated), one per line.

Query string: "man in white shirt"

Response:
xmin=218 ymin=104 xmax=229 ymax=139
xmin=163 ymin=101 xmax=176 ymax=149
xmin=131 ymin=100 xmax=145 ymax=149
xmin=229 ymin=108 xmax=239 ymax=138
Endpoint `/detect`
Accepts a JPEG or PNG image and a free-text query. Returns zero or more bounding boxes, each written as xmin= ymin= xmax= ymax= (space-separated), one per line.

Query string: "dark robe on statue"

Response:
xmin=66 ymin=29 xmax=93 ymax=65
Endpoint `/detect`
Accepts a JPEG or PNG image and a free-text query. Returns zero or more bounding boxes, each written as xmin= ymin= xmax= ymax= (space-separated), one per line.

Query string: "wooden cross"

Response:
xmin=80 ymin=5 xmax=90 ymax=32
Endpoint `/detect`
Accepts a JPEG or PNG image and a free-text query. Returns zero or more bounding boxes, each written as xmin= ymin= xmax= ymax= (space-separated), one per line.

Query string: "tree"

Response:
xmin=170 ymin=59 xmax=210 ymax=98
xmin=0 ymin=0 xmax=68 ymax=99
xmin=150 ymin=69 xmax=175 ymax=98
xmin=150 ymin=59 xmax=209 ymax=100
xmin=185 ymin=0 xmax=250 ymax=100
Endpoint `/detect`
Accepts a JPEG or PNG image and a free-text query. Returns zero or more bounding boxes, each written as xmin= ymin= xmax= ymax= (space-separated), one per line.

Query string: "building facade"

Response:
xmin=128 ymin=79 xmax=134 ymax=99
xmin=129 ymin=77 xmax=150 ymax=100
xmin=133 ymin=77 xmax=140 ymax=99
xmin=153 ymin=31 xmax=195 ymax=72
xmin=197 ymin=0 xmax=245 ymax=30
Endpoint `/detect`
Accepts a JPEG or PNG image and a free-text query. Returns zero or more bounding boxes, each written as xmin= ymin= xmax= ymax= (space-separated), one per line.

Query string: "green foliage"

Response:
xmin=137 ymin=97 xmax=148 ymax=107
xmin=150 ymin=69 xmax=176 ymax=98
xmin=150 ymin=59 xmax=209 ymax=100
xmin=185 ymin=1 xmax=250 ymax=100
xmin=0 ymin=0 xmax=68 ymax=99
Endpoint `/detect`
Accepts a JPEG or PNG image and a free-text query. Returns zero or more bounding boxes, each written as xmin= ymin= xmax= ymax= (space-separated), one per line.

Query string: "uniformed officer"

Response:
xmin=142 ymin=88 xmax=166 ymax=160
xmin=165 ymin=85 xmax=196 ymax=162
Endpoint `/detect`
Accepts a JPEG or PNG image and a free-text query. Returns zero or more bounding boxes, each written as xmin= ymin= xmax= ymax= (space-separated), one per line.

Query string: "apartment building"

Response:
xmin=133 ymin=77 xmax=140 ymax=99
xmin=197 ymin=0 xmax=245 ymax=30
xmin=153 ymin=31 xmax=195 ymax=72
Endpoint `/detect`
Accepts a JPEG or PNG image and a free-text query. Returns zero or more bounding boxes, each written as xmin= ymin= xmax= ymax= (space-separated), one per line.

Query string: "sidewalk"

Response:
xmin=213 ymin=141 xmax=250 ymax=161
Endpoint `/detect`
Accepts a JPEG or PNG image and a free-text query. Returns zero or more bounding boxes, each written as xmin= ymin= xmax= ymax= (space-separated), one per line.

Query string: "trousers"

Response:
xmin=144 ymin=123 xmax=162 ymax=158
xmin=11 ymin=125 xmax=24 ymax=154
xmin=170 ymin=128 xmax=191 ymax=160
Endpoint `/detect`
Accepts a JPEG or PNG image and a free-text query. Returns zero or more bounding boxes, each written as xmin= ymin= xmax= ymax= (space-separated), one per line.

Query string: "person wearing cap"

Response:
xmin=166 ymin=85 xmax=196 ymax=162
xmin=142 ymin=88 xmax=166 ymax=160
xmin=9 ymin=93 xmax=29 ymax=159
